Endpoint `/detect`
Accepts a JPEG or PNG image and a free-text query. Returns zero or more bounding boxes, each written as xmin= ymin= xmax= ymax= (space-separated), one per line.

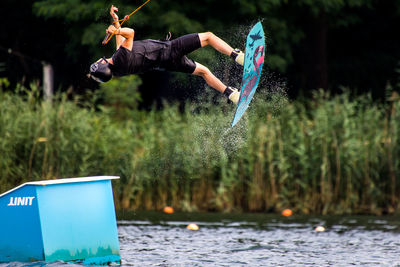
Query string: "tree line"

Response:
xmin=1 ymin=0 xmax=400 ymax=103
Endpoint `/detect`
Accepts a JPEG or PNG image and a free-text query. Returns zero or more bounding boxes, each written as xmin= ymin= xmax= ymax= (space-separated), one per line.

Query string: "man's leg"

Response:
xmin=198 ymin=32 xmax=234 ymax=56
xmin=192 ymin=62 xmax=225 ymax=93
xmin=198 ymin=32 xmax=244 ymax=65
xmin=192 ymin=62 xmax=239 ymax=104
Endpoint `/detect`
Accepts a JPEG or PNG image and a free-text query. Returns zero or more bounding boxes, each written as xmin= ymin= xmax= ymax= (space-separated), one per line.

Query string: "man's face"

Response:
xmin=96 ymin=58 xmax=108 ymax=64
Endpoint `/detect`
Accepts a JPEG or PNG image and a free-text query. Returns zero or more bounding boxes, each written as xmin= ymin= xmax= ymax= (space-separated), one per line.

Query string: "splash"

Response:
xmin=187 ymin=23 xmax=289 ymax=157
xmin=155 ymin=23 xmax=289 ymax=166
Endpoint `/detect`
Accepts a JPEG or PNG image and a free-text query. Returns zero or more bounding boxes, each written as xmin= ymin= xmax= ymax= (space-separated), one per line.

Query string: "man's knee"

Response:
xmin=199 ymin=32 xmax=215 ymax=45
xmin=193 ymin=64 xmax=211 ymax=77
xmin=204 ymin=31 xmax=214 ymax=39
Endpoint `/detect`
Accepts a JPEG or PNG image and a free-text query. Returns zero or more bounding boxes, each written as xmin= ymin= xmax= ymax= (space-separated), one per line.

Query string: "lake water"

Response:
xmin=118 ymin=212 xmax=400 ymax=266
xmin=2 ymin=212 xmax=400 ymax=266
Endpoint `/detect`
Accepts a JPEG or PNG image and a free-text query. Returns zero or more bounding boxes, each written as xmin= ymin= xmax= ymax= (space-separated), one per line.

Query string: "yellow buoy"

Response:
xmin=163 ymin=206 xmax=174 ymax=214
xmin=281 ymin=209 xmax=293 ymax=217
xmin=315 ymin=226 xmax=325 ymax=232
xmin=186 ymin=223 xmax=199 ymax=231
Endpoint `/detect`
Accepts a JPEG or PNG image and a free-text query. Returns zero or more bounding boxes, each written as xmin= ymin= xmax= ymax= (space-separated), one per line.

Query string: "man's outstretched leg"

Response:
xmin=192 ymin=62 xmax=240 ymax=104
xmin=198 ymin=32 xmax=244 ymax=66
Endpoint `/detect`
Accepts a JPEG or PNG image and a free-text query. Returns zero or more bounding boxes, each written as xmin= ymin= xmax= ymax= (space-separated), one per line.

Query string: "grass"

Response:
xmin=0 ymin=80 xmax=399 ymax=215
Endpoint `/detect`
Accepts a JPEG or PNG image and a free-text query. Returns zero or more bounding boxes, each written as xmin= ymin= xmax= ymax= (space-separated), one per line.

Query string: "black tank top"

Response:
xmin=111 ymin=40 xmax=171 ymax=76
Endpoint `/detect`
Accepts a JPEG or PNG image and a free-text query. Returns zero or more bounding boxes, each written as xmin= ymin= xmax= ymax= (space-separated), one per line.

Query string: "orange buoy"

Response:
xmin=281 ymin=209 xmax=293 ymax=217
xmin=186 ymin=223 xmax=199 ymax=231
xmin=163 ymin=206 xmax=174 ymax=214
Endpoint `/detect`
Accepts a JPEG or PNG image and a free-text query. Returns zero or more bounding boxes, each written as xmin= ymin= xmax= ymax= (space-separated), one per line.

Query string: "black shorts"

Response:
xmin=163 ymin=33 xmax=201 ymax=74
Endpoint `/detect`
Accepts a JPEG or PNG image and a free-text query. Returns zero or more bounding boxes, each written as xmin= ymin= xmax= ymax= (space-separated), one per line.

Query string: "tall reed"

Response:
xmin=0 ymin=83 xmax=399 ymax=215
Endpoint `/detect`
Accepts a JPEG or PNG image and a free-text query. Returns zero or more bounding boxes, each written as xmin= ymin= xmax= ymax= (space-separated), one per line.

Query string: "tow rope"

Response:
xmin=102 ymin=0 xmax=151 ymax=45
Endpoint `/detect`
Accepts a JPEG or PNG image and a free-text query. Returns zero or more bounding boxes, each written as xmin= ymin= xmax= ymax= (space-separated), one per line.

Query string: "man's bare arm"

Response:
xmin=106 ymin=25 xmax=134 ymax=50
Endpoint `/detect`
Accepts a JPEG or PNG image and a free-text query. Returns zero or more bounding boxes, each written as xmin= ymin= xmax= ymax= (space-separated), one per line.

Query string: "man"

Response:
xmin=89 ymin=5 xmax=244 ymax=104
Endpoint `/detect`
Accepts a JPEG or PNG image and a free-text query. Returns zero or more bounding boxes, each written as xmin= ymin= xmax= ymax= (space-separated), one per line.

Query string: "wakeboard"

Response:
xmin=231 ymin=22 xmax=265 ymax=127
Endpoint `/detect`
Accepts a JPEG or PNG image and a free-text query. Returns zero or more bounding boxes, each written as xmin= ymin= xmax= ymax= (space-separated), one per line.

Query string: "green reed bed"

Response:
xmin=0 ymin=84 xmax=399 ymax=215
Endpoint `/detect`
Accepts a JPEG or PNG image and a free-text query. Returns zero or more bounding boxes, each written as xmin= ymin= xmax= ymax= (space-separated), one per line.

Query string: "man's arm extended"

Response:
xmin=109 ymin=5 xmax=135 ymax=50
xmin=110 ymin=5 xmax=124 ymax=49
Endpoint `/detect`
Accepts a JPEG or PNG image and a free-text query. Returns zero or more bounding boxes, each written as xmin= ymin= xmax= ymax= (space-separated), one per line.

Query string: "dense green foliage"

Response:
xmin=1 ymin=79 xmax=399 ymax=215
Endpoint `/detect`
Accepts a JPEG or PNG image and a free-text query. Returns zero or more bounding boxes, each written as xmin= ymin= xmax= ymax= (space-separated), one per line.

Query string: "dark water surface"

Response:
xmin=118 ymin=212 xmax=400 ymax=266
xmin=2 ymin=212 xmax=400 ymax=266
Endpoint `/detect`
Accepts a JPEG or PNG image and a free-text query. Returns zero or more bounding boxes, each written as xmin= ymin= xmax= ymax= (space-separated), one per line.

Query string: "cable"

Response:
xmin=102 ymin=0 xmax=151 ymax=45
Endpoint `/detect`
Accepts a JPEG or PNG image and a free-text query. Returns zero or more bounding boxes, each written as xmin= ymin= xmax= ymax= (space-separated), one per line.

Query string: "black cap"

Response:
xmin=89 ymin=57 xmax=112 ymax=83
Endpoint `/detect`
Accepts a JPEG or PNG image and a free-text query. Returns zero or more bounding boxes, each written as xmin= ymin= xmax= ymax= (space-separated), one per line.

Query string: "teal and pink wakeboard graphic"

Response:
xmin=231 ymin=22 xmax=265 ymax=127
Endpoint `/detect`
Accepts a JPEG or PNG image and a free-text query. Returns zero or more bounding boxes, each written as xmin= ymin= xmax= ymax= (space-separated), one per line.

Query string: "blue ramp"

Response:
xmin=0 ymin=176 xmax=121 ymax=265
